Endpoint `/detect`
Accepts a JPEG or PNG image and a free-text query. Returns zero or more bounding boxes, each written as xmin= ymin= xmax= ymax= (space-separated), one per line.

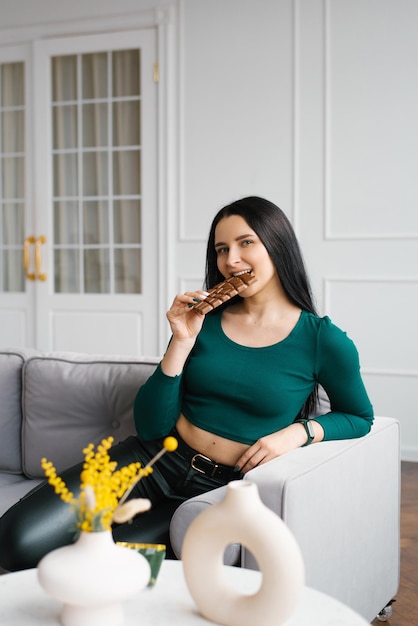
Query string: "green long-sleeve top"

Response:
xmin=134 ymin=310 xmax=374 ymax=444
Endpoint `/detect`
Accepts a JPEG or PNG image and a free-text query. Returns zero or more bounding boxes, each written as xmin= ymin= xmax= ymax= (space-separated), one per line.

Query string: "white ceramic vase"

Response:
xmin=182 ymin=480 xmax=305 ymax=626
xmin=37 ymin=530 xmax=150 ymax=626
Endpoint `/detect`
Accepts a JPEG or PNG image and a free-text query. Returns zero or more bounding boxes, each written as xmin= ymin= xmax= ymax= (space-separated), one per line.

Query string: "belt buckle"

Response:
xmin=191 ymin=453 xmax=219 ymax=478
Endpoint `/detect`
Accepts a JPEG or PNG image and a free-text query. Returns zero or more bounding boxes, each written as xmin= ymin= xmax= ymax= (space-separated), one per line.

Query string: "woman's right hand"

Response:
xmin=166 ymin=291 xmax=209 ymax=341
xmin=161 ymin=291 xmax=209 ymax=377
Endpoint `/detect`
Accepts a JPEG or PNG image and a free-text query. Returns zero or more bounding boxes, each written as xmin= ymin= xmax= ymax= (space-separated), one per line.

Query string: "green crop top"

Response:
xmin=134 ymin=310 xmax=374 ymax=444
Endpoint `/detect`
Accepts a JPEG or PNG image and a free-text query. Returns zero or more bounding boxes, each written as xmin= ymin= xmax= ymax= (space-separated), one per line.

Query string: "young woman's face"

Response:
xmin=214 ymin=215 xmax=279 ymax=293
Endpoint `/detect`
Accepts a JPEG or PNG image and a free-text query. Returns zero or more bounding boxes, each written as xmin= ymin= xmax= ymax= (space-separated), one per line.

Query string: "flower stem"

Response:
xmin=117 ymin=448 xmax=168 ymax=507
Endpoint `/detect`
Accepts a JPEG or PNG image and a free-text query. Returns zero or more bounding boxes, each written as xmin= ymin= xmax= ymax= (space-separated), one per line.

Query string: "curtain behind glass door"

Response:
xmin=52 ymin=49 xmax=142 ymax=294
xmin=0 ymin=62 xmax=25 ymax=293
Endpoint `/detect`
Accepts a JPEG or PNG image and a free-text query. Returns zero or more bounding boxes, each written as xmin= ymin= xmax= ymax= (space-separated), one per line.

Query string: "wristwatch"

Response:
xmin=299 ymin=419 xmax=315 ymax=447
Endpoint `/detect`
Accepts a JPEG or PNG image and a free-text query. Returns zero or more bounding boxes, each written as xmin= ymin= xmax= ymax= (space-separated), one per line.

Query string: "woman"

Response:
xmin=0 ymin=196 xmax=373 ymax=570
xmin=134 ymin=196 xmax=373 ymax=466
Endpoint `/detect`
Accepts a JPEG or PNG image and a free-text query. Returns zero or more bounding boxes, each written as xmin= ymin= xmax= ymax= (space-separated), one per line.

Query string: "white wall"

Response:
xmin=0 ymin=0 xmax=416 ymax=460
xmin=177 ymin=0 xmax=293 ymax=288
xmin=294 ymin=0 xmax=418 ymax=462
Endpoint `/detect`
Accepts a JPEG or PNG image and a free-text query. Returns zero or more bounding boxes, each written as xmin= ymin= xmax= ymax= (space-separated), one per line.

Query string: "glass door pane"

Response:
xmin=52 ymin=49 xmax=142 ymax=294
xmin=0 ymin=62 xmax=25 ymax=292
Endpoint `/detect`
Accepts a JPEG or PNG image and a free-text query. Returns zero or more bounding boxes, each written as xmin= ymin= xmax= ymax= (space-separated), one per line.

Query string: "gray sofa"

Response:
xmin=0 ymin=348 xmax=160 ymax=517
xmin=0 ymin=348 xmax=400 ymax=622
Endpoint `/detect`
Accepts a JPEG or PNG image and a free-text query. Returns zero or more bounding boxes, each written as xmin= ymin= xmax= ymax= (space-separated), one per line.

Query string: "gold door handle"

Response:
xmin=23 ymin=236 xmax=36 ymax=281
xmin=35 ymin=235 xmax=47 ymax=281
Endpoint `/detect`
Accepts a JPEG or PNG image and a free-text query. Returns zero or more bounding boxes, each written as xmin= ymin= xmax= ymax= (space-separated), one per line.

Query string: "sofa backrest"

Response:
xmin=0 ymin=349 xmax=159 ymax=478
xmin=20 ymin=353 xmax=159 ymax=478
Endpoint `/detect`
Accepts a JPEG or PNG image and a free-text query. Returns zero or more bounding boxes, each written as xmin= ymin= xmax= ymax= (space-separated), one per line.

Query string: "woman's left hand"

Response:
xmin=235 ymin=421 xmax=324 ymax=474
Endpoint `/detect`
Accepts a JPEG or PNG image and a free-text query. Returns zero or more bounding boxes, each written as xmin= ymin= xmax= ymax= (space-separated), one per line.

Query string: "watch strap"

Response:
xmin=299 ymin=419 xmax=315 ymax=447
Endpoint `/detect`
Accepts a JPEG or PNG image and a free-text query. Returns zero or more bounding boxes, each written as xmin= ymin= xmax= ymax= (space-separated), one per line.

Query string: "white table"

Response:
xmin=0 ymin=560 xmax=370 ymax=625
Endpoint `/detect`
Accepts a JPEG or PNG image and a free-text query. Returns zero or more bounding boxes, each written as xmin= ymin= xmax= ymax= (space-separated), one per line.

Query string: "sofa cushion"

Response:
xmin=0 ymin=474 xmax=44 ymax=516
xmin=21 ymin=354 xmax=159 ymax=478
xmin=0 ymin=350 xmax=27 ymax=473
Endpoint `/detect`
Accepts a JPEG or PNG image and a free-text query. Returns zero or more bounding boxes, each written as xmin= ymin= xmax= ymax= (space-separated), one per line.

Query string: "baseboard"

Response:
xmin=401 ymin=448 xmax=418 ymax=462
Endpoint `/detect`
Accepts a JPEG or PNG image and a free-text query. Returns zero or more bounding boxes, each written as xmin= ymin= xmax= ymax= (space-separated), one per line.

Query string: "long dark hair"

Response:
xmin=205 ymin=196 xmax=317 ymax=314
xmin=204 ymin=196 xmax=318 ymax=418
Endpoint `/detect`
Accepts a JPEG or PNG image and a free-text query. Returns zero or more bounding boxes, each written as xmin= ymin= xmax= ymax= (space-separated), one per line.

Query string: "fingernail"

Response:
xmin=193 ymin=298 xmax=201 ymax=303
xmin=234 ymin=465 xmax=241 ymax=472
xmin=188 ymin=303 xmax=194 ymax=308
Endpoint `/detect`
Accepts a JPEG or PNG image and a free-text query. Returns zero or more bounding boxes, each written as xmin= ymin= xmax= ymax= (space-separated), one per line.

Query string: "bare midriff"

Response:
xmin=175 ymin=413 xmax=250 ymax=466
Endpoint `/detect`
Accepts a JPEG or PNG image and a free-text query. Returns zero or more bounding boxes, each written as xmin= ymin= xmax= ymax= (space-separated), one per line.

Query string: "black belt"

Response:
xmin=171 ymin=429 xmax=243 ymax=482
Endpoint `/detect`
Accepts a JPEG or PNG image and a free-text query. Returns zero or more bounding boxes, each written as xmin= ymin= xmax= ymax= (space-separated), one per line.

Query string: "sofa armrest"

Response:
xmin=242 ymin=416 xmax=400 ymax=621
xmin=169 ymin=484 xmax=240 ymax=564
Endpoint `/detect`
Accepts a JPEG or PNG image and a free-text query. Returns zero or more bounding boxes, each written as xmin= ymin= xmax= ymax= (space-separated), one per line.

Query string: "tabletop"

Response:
xmin=0 ymin=560 xmax=370 ymax=625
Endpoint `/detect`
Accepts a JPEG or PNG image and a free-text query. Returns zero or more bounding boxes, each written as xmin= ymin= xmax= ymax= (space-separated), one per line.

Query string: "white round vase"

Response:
xmin=37 ymin=530 xmax=151 ymax=626
xmin=182 ymin=480 xmax=305 ymax=626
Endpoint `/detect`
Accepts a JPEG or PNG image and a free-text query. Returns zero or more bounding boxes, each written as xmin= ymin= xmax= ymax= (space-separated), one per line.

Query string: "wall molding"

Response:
xmin=177 ymin=0 xmax=208 ymax=244
xmin=291 ymin=0 xmax=299 ymax=235
xmin=179 ymin=276 xmax=204 ymax=293
xmin=324 ymin=275 xmax=418 ymax=378
xmin=362 ymin=368 xmax=418 ymax=378
xmin=322 ymin=0 xmax=418 ymax=241
xmin=324 ymin=275 xmax=418 ymax=285
xmin=156 ymin=5 xmax=179 ymax=354
xmin=324 ymin=275 xmax=418 ymax=307
xmin=0 ymin=7 xmax=171 ymax=45
xmin=324 ymin=231 xmax=418 ymax=242
xmin=400 ymin=447 xmax=418 ymax=463
xmin=177 ymin=0 xmax=189 ymax=243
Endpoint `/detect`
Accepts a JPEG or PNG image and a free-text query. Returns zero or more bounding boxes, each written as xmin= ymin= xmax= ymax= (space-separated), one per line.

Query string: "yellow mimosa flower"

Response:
xmin=41 ymin=435 xmax=177 ymax=533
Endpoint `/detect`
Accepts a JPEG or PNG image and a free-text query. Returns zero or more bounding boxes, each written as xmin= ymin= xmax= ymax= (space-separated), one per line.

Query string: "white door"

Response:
xmin=0 ymin=45 xmax=36 ymax=347
xmin=0 ymin=29 xmax=159 ymax=355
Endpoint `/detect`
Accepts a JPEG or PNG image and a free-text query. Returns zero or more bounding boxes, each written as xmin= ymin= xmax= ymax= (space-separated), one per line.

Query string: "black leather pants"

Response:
xmin=0 ymin=434 xmax=236 ymax=571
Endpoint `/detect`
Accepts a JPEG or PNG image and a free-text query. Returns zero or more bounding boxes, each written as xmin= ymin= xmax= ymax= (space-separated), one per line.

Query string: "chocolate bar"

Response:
xmin=193 ymin=273 xmax=257 ymax=314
